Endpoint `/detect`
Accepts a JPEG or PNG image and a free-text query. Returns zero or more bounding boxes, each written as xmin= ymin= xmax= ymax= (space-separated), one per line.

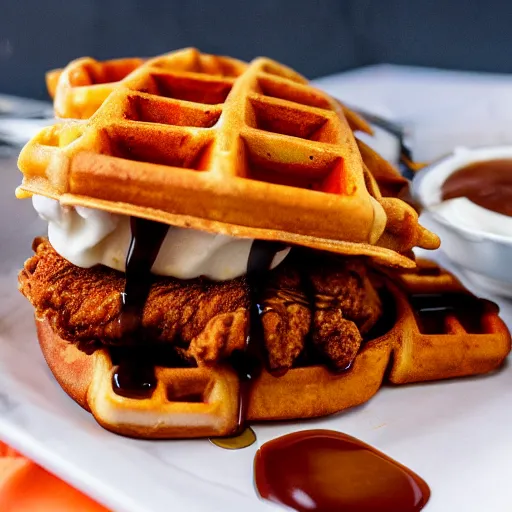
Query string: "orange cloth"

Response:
xmin=0 ymin=441 xmax=109 ymax=511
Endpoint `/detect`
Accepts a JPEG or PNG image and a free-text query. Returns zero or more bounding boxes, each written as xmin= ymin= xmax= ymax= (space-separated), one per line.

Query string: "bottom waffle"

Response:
xmin=36 ymin=260 xmax=510 ymax=439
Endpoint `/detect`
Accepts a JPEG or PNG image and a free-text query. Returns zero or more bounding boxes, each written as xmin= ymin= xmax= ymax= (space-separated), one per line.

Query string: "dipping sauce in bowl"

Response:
xmin=441 ymin=159 xmax=512 ymax=217
xmin=413 ymin=146 xmax=512 ymax=297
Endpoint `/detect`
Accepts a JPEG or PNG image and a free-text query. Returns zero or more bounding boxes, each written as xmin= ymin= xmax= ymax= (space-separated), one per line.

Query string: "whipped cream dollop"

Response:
xmin=32 ymin=195 xmax=290 ymax=280
xmin=415 ymin=146 xmax=512 ymax=240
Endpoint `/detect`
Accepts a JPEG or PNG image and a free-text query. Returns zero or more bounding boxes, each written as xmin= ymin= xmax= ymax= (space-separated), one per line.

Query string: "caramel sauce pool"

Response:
xmin=255 ymin=430 xmax=430 ymax=512
xmin=441 ymin=158 xmax=512 ymax=216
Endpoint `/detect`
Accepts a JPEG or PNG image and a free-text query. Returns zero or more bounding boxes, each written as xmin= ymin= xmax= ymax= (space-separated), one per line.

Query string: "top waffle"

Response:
xmin=18 ymin=48 xmax=439 ymax=267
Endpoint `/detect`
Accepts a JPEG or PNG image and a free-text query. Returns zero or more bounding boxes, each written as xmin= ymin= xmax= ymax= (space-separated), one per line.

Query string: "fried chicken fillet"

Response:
xmin=19 ymin=238 xmax=249 ymax=365
xmin=19 ymin=238 xmax=383 ymax=370
xmin=262 ymin=255 xmax=382 ymax=370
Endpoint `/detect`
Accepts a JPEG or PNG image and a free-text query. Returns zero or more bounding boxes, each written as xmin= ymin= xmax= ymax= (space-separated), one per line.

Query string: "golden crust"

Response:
xmin=19 ymin=238 xmax=249 ymax=363
xmin=260 ymin=262 xmax=311 ymax=371
xmin=356 ymin=137 xmax=408 ymax=197
xmin=18 ymin=48 xmax=438 ymax=267
xmin=308 ymin=259 xmax=382 ymax=369
xmin=35 ymin=260 xmax=511 ymax=438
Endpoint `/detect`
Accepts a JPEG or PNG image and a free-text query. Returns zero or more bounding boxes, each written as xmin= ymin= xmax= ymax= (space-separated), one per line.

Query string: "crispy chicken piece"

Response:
xmin=308 ymin=258 xmax=382 ymax=370
xmin=19 ymin=238 xmax=249 ymax=366
xmin=261 ymin=261 xmax=311 ymax=371
xmin=19 ymin=239 xmax=383 ymax=371
xmin=260 ymin=253 xmax=382 ymax=371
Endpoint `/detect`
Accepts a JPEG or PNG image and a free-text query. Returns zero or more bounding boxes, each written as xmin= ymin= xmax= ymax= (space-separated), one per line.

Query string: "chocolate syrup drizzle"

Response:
xmin=111 ymin=219 xmax=283 ymax=415
xmin=119 ymin=217 xmax=170 ymax=334
xmin=112 ymin=217 xmax=169 ymax=400
xmin=229 ymin=240 xmax=284 ymax=432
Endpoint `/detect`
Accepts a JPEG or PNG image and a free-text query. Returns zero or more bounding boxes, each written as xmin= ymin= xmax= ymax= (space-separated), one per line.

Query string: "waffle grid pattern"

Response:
xmin=79 ymin=260 xmax=510 ymax=437
xmin=87 ymin=354 xmax=239 ymax=438
xmin=19 ymin=48 xmax=438 ymax=266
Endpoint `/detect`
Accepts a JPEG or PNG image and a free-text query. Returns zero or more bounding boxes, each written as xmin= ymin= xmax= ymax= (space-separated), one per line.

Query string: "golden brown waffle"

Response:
xmin=355 ymin=138 xmax=438 ymax=254
xmin=36 ymin=260 xmax=510 ymax=438
xmin=18 ymin=48 xmax=438 ymax=268
xmin=393 ymin=258 xmax=465 ymax=294
xmin=46 ymin=57 xmax=146 ymax=119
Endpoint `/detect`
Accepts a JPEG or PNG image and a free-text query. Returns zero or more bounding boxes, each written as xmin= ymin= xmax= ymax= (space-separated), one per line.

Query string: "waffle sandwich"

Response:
xmin=16 ymin=48 xmax=510 ymax=439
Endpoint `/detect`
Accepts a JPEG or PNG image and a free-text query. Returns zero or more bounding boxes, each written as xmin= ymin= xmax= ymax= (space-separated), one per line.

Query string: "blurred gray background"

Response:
xmin=3 ymin=0 xmax=512 ymax=99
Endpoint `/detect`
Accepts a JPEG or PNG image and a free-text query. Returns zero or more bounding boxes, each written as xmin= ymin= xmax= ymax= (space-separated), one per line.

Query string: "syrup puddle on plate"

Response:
xmin=254 ymin=429 xmax=430 ymax=512
xmin=209 ymin=427 xmax=257 ymax=450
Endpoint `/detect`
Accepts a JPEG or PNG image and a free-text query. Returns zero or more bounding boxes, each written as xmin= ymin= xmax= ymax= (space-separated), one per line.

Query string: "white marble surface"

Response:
xmin=1 ymin=66 xmax=512 ymax=511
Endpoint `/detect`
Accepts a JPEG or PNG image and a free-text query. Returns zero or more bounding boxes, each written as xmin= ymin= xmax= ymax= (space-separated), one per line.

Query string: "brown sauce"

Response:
xmin=441 ymin=159 xmax=512 ymax=216
xmin=112 ymin=217 xmax=169 ymax=399
xmin=228 ymin=240 xmax=284 ymax=432
xmin=254 ymin=429 xmax=430 ymax=512
xmin=118 ymin=217 xmax=170 ymax=335
xmin=112 ymin=353 xmax=157 ymax=399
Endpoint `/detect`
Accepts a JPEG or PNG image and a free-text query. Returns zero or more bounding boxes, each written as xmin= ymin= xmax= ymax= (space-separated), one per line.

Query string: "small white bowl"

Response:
xmin=413 ymin=145 xmax=512 ymax=297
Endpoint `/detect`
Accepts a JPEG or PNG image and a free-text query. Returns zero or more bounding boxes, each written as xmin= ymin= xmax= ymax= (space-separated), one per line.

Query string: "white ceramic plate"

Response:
xmin=6 ymin=59 xmax=512 ymax=511
xmin=2 ymin=153 xmax=512 ymax=512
